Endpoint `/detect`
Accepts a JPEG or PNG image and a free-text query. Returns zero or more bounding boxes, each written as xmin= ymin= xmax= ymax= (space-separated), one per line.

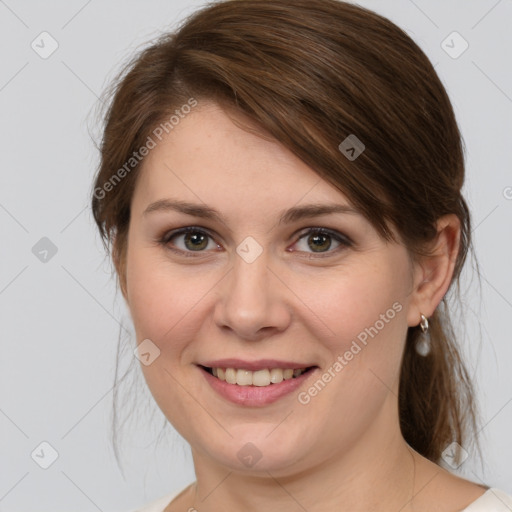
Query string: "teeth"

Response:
xmin=225 ymin=368 xmax=237 ymax=384
xmin=236 ymin=369 xmax=253 ymax=386
xmin=270 ymin=368 xmax=284 ymax=384
xmin=210 ymin=367 xmax=309 ymax=386
xmin=252 ymin=369 xmax=271 ymax=386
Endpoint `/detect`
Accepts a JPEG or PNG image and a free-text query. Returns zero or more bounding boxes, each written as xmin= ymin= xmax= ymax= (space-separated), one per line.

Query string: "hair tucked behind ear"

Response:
xmin=91 ymin=0 xmax=481 ymax=465
xmin=400 ymin=302 xmax=480 ymax=464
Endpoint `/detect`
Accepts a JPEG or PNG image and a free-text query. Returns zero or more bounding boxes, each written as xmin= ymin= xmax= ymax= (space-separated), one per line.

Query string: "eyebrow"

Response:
xmin=142 ymin=199 xmax=361 ymax=225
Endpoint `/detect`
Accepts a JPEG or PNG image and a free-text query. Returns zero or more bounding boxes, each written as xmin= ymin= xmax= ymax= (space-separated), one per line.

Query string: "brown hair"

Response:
xmin=91 ymin=0 xmax=481 ymax=465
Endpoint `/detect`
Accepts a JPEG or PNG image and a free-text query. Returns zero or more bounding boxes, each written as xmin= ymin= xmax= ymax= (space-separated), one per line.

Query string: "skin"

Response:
xmin=118 ymin=102 xmax=486 ymax=511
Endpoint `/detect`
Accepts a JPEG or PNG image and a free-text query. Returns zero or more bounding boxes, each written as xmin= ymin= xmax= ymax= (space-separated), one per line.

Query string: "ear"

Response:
xmin=406 ymin=214 xmax=461 ymax=328
xmin=112 ymin=235 xmax=129 ymax=304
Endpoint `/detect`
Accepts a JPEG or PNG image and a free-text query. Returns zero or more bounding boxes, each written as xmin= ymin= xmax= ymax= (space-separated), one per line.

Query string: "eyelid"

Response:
xmin=293 ymin=226 xmax=352 ymax=244
xmin=161 ymin=226 xmax=218 ymax=244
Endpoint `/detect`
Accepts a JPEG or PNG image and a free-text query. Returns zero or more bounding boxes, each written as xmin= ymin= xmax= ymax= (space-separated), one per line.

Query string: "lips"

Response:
xmin=198 ymin=362 xmax=319 ymax=406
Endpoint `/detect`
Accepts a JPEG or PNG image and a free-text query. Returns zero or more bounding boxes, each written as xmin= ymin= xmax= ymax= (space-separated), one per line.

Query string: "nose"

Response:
xmin=212 ymin=249 xmax=292 ymax=341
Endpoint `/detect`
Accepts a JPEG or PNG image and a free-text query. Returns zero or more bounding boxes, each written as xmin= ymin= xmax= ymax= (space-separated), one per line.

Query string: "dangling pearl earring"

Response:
xmin=415 ymin=313 xmax=431 ymax=356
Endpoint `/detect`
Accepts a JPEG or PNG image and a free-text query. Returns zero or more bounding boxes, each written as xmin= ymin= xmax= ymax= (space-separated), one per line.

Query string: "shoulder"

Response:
xmin=411 ymin=454 xmax=508 ymax=511
xmin=461 ymin=488 xmax=512 ymax=511
xmin=131 ymin=491 xmax=180 ymax=512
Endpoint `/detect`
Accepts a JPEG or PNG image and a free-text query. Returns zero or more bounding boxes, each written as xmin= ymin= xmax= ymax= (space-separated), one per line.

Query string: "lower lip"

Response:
xmin=199 ymin=366 xmax=318 ymax=407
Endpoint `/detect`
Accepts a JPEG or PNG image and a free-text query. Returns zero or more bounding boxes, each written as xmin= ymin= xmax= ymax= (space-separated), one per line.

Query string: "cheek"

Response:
xmin=126 ymin=249 xmax=175 ymax=347
xmin=295 ymin=270 xmax=409 ymax=428
xmin=304 ymin=261 xmax=410 ymax=395
xmin=125 ymin=246 xmax=218 ymax=352
xmin=124 ymin=248 xmax=212 ymax=421
xmin=308 ymin=264 xmax=406 ymax=340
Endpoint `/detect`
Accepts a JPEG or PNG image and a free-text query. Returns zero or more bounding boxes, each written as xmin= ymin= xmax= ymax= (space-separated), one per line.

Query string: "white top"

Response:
xmin=132 ymin=486 xmax=512 ymax=512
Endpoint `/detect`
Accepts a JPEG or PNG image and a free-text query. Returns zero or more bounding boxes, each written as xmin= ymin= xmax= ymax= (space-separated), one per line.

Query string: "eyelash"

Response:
xmin=158 ymin=226 xmax=353 ymax=258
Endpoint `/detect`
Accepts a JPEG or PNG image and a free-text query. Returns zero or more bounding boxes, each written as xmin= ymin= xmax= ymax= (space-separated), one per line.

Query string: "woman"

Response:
xmin=91 ymin=1 xmax=512 ymax=510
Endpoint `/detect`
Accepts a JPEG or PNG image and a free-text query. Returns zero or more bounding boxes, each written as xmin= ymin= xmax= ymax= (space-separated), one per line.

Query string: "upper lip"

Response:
xmin=198 ymin=359 xmax=317 ymax=371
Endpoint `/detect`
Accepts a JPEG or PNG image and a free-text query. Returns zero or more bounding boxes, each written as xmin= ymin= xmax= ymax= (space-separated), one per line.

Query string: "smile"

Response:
xmin=201 ymin=366 xmax=314 ymax=386
xmin=198 ymin=364 xmax=319 ymax=407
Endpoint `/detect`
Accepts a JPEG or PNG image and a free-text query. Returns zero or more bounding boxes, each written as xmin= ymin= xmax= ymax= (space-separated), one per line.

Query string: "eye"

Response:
xmin=160 ymin=227 xmax=221 ymax=255
xmin=290 ymin=227 xmax=352 ymax=255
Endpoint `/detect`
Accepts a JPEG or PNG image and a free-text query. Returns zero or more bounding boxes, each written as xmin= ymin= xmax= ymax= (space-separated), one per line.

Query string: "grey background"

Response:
xmin=0 ymin=1 xmax=511 ymax=511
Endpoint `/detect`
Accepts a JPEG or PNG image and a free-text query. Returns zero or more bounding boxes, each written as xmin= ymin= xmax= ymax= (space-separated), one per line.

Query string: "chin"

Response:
xmin=199 ymin=426 xmax=314 ymax=475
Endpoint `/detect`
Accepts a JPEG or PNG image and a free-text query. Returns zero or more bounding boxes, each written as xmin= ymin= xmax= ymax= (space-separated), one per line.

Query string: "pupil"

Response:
xmin=308 ymin=233 xmax=331 ymax=252
xmin=185 ymin=232 xmax=207 ymax=250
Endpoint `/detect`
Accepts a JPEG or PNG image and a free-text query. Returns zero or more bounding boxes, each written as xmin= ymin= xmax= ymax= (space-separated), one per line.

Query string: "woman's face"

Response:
xmin=123 ymin=102 xmax=423 ymax=475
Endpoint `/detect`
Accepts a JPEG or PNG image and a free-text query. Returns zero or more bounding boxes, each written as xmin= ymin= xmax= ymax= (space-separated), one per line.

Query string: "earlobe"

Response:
xmin=407 ymin=214 xmax=461 ymax=327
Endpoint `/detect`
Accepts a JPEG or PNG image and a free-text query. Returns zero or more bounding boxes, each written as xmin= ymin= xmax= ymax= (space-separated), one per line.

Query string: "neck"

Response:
xmin=187 ymin=401 xmax=419 ymax=512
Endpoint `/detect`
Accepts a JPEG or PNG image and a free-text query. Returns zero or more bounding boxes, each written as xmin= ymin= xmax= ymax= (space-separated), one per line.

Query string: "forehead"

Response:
xmin=133 ymin=102 xmax=354 ymax=214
